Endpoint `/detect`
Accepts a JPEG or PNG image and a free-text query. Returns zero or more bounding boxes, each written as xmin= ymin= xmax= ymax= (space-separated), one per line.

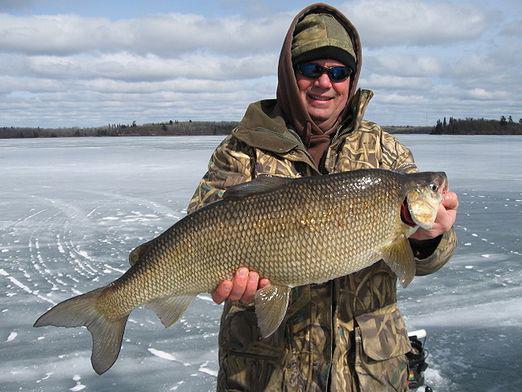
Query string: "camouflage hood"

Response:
xmin=276 ymin=3 xmax=363 ymax=138
xmin=235 ymin=3 xmax=365 ymax=169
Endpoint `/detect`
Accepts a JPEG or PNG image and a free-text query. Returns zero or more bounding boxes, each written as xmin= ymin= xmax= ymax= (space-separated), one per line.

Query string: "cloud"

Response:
xmin=466 ymin=88 xmax=510 ymax=101
xmin=0 ymin=2 xmax=491 ymax=56
xmin=0 ymin=1 xmax=520 ymax=128
xmin=365 ymin=51 xmax=443 ymax=77
xmin=38 ymin=52 xmax=276 ymax=81
xmin=376 ymin=92 xmax=426 ymax=104
xmin=500 ymin=20 xmax=522 ymax=36
xmin=342 ymin=0 xmax=490 ymax=47
xmin=0 ymin=12 xmax=290 ymax=56
xmin=0 ymin=50 xmax=278 ymax=82
xmin=361 ymin=74 xmax=431 ymax=92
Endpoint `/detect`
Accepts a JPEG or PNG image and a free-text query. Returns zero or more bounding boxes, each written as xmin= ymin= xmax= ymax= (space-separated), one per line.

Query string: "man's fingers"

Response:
xmin=228 ymin=267 xmax=249 ymax=301
xmin=442 ymin=191 xmax=459 ymax=210
xmin=212 ymin=269 xmax=271 ymax=305
xmin=212 ymin=280 xmax=232 ymax=304
xmin=240 ymin=271 xmax=260 ymax=303
xmin=259 ymin=278 xmax=270 ymax=289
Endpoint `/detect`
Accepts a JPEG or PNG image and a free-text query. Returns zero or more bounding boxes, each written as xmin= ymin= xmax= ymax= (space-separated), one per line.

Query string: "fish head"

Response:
xmin=402 ymin=171 xmax=448 ymax=230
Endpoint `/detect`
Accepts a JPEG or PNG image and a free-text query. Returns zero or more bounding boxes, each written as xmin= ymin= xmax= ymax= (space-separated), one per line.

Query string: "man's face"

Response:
xmin=296 ymin=59 xmax=351 ymax=129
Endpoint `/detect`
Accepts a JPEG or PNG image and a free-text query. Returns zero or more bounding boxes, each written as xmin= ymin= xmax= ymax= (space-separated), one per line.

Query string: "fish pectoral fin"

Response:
xmin=254 ymin=284 xmax=291 ymax=339
xmin=382 ymin=237 xmax=416 ymax=288
xmin=146 ymin=295 xmax=194 ymax=328
xmin=128 ymin=239 xmax=154 ymax=265
xmin=223 ymin=175 xmax=292 ymax=200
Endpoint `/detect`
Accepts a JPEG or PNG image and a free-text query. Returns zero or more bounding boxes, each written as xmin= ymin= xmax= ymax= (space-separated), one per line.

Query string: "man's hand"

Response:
xmin=212 ymin=267 xmax=270 ymax=304
xmin=410 ymin=191 xmax=459 ymax=240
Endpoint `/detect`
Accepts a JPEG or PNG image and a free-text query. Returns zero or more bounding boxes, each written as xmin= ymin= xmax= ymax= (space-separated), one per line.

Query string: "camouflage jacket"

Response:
xmin=187 ymin=90 xmax=457 ymax=391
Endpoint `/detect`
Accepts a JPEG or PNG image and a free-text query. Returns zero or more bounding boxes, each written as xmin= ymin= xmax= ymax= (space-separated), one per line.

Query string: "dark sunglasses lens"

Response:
xmin=298 ymin=63 xmax=352 ymax=82
xmin=328 ymin=66 xmax=351 ymax=82
xmin=298 ymin=63 xmax=323 ymax=78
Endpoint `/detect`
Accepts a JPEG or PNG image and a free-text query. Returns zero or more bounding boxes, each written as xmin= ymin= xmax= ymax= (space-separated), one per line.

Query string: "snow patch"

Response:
xmin=6 ymin=331 xmax=17 ymax=342
xmin=148 ymin=348 xmax=191 ymax=366
xmin=198 ymin=361 xmax=218 ymax=377
xmin=148 ymin=348 xmax=178 ymax=362
xmin=77 ymin=250 xmax=93 ymax=260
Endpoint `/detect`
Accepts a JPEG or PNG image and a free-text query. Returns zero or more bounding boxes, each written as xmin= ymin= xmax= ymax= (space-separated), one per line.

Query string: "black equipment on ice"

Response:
xmin=407 ymin=329 xmax=432 ymax=391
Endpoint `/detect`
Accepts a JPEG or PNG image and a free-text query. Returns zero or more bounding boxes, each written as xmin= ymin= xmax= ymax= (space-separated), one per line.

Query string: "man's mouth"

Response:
xmin=308 ymin=94 xmax=333 ymax=101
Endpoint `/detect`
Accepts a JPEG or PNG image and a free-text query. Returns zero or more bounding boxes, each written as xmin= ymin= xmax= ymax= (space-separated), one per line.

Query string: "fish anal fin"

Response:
xmin=129 ymin=239 xmax=154 ymax=266
xmin=146 ymin=295 xmax=194 ymax=328
xmin=254 ymin=284 xmax=291 ymax=338
xmin=382 ymin=237 xmax=416 ymax=288
xmin=223 ymin=175 xmax=292 ymax=200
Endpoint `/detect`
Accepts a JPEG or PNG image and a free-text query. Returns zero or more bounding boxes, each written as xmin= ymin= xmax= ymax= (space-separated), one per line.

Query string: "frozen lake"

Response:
xmin=0 ymin=135 xmax=521 ymax=391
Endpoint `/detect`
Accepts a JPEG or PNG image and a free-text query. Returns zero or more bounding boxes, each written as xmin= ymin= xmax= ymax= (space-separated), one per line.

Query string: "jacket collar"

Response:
xmin=232 ymin=88 xmax=374 ymax=161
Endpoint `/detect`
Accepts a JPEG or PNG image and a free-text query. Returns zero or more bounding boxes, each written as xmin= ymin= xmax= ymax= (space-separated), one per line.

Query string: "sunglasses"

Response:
xmin=296 ymin=63 xmax=353 ymax=83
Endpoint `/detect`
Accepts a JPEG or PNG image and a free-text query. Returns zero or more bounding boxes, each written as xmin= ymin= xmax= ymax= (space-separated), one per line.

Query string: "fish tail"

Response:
xmin=34 ymin=287 xmax=129 ymax=375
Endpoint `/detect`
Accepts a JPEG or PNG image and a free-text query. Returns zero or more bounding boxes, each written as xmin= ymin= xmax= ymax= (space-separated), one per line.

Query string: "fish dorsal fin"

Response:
xmin=223 ymin=175 xmax=292 ymax=200
xmin=146 ymin=295 xmax=195 ymax=328
xmin=382 ymin=237 xmax=416 ymax=288
xmin=129 ymin=239 xmax=154 ymax=266
xmin=254 ymin=284 xmax=291 ymax=338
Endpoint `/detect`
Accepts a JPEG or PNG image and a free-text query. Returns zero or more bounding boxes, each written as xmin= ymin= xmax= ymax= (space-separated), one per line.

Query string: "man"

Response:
xmin=188 ymin=3 xmax=458 ymax=391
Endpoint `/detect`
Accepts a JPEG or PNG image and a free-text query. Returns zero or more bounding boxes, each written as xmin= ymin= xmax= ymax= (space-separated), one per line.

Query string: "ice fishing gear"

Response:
xmin=407 ymin=329 xmax=432 ymax=391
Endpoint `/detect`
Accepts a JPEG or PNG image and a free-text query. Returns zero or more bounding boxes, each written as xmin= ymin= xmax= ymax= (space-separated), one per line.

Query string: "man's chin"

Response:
xmin=309 ymin=112 xmax=332 ymax=125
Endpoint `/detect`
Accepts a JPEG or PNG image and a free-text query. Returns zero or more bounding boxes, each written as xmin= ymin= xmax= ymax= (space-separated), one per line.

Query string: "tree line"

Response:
xmin=0 ymin=120 xmax=239 ymax=138
xmin=1 ymin=116 xmax=522 ymax=138
xmin=432 ymin=116 xmax=522 ymax=135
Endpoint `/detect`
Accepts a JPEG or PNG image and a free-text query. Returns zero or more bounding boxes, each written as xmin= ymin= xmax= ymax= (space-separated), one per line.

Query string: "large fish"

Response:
xmin=34 ymin=168 xmax=447 ymax=374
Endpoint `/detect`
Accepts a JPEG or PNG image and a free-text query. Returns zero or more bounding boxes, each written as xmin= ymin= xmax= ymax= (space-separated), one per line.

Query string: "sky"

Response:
xmin=0 ymin=0 xmax=521 ymax=128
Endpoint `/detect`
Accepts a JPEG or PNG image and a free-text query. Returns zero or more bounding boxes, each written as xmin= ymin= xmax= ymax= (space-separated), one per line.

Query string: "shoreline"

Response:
xmin=1 ymin=122 xmax=521 ymax=139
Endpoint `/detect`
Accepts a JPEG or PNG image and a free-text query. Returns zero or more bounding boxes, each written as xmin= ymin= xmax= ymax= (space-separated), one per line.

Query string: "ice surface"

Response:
xmin=1 ymin=135 xmax=521 ymax=391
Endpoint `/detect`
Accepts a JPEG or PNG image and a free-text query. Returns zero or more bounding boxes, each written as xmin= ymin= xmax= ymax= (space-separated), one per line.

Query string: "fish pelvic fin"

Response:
xmin=254 ymin=284 xmax=291 ymax=338
xmin=146 ymin=295 xmax=194 ymax=328
xmin=33 ymin=287 xmax=129 ymax=375
xmin=382 ymin=237 xmax=416 ymax=288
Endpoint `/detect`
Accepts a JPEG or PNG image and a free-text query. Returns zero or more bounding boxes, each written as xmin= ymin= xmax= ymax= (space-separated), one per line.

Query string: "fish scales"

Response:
xmin=106 ymin=170 xmax=402 ymax=307
xmin=34 ymin=168 xmax=447 ymax=374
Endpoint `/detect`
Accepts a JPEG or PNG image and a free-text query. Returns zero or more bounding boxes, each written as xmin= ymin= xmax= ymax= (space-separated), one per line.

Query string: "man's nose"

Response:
xmin=314 ymin=73 xmax=332 ymax=88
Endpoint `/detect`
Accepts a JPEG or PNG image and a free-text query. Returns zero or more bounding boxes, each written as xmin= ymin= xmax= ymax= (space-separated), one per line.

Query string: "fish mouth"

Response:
xmin=400 ymin=199 xmax=417 ymax=227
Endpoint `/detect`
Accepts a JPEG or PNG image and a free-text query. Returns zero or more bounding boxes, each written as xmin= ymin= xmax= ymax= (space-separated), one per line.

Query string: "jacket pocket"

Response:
xmin=355 ymin=308 xmax=412 ymax=361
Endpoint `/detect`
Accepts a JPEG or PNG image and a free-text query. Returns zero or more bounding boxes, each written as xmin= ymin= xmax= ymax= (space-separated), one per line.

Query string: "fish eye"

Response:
xmin=430 ymin=182 xmax=439 ymax=192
